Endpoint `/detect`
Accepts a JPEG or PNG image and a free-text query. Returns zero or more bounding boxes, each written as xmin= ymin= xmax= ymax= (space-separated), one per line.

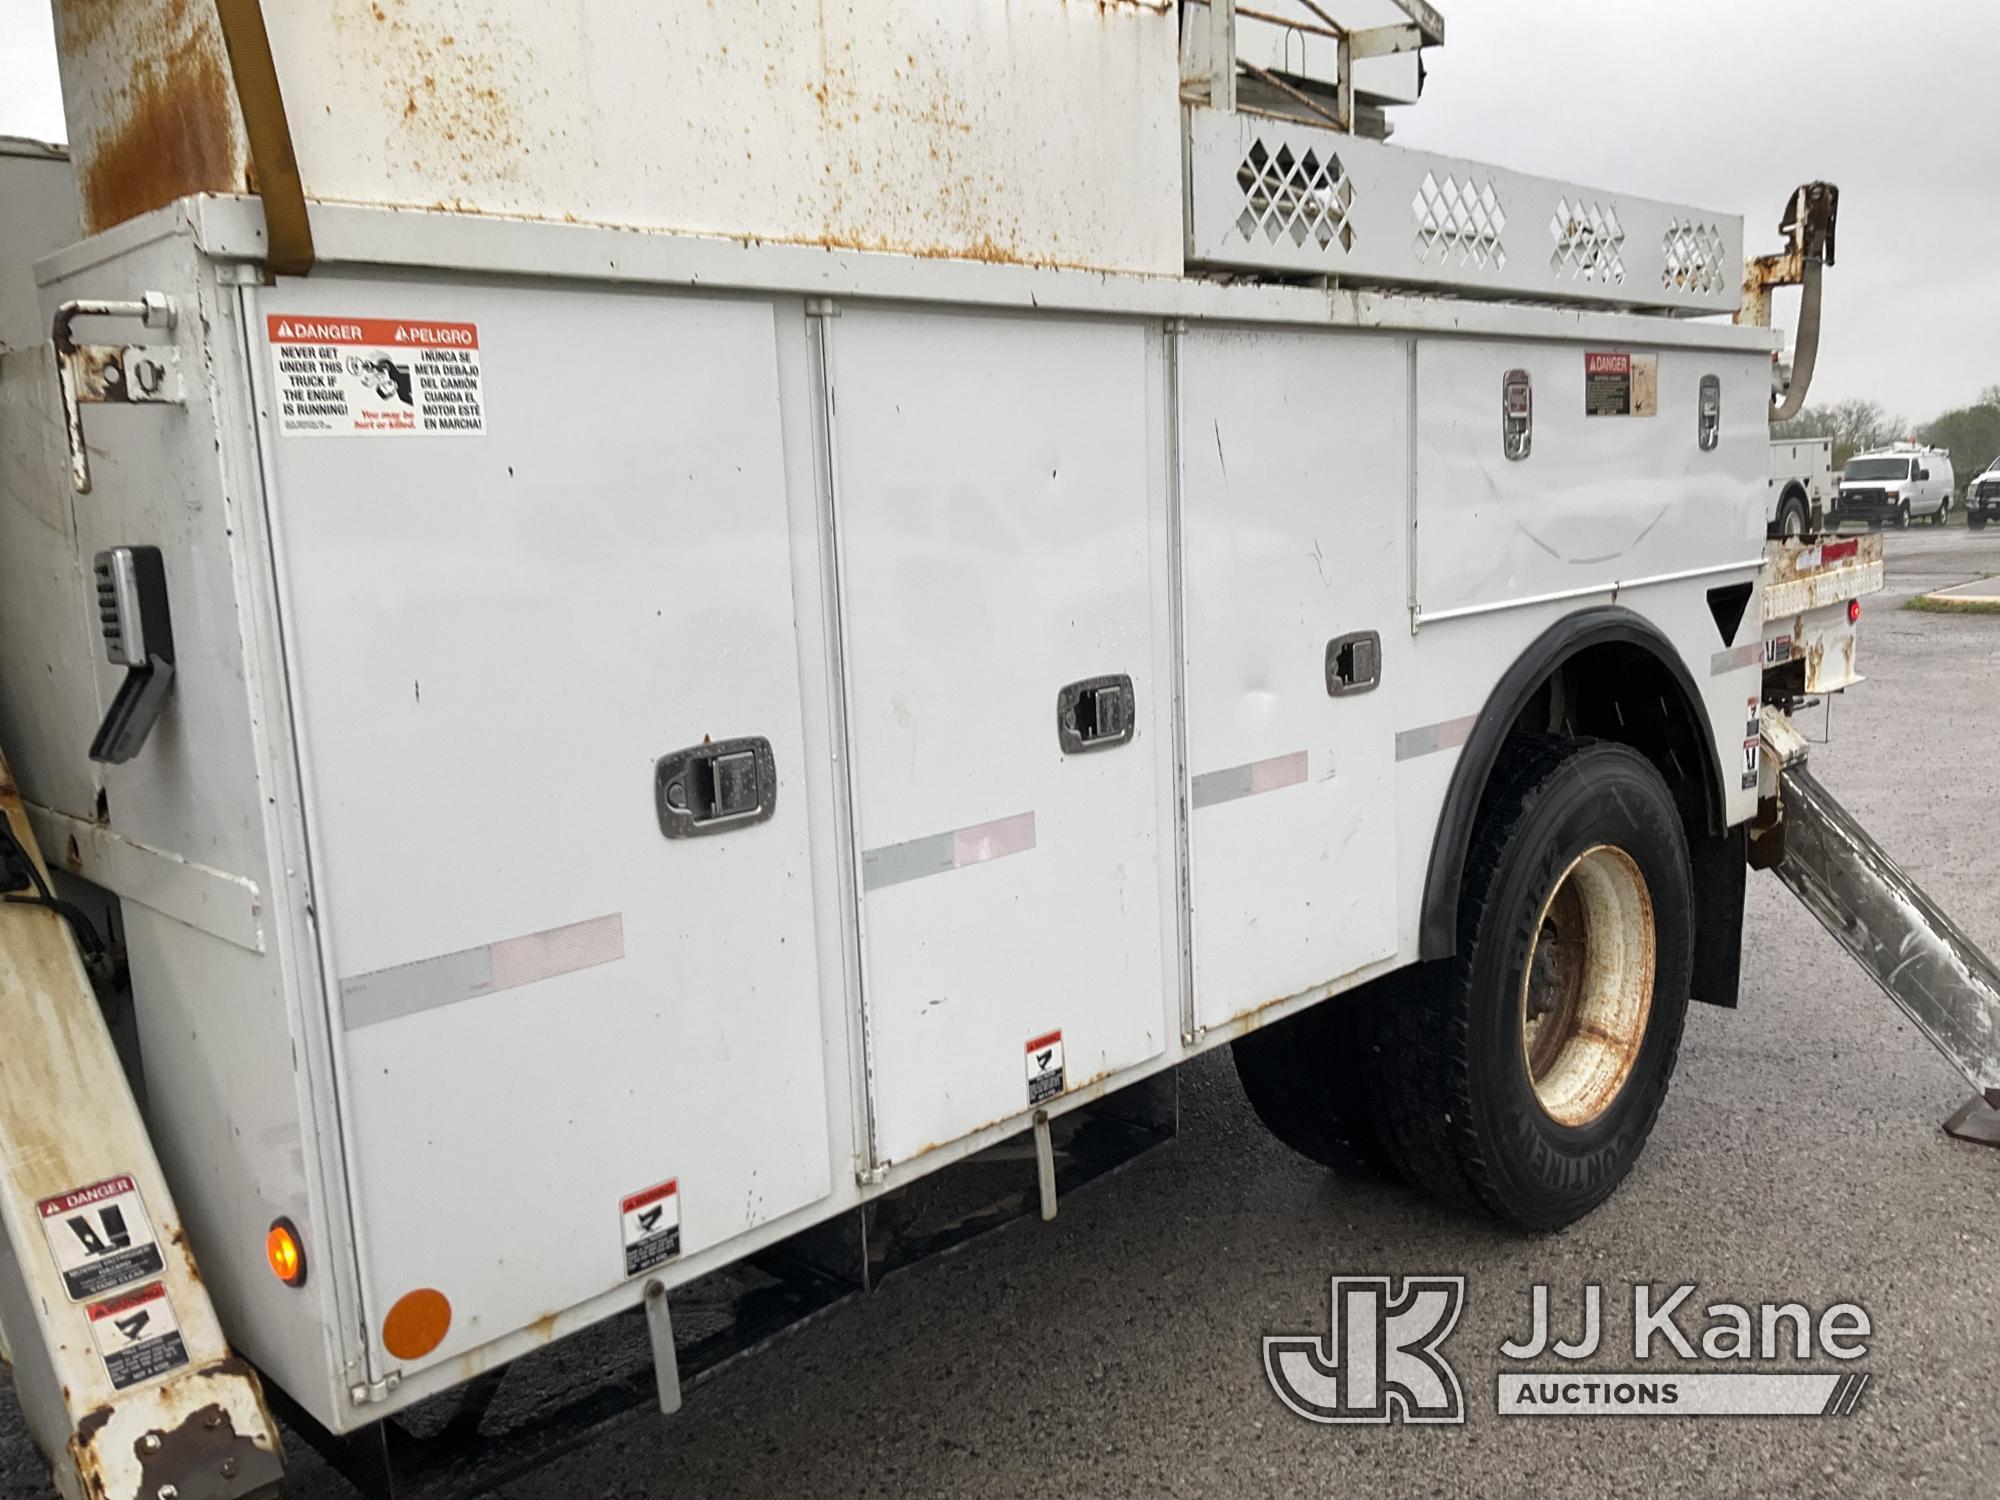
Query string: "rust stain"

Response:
xmin=73 ymin=1405 xmax=113 ymax=1447
xmin=51 ymin=0 xmax=136 ymax=57
xmin=169 ymin=1225 xmax=203 ymax=1285
xmin=365 ymin=6 xmax=526 ymax=190
xmin=75 ymin=2 xmax=245 ymax=235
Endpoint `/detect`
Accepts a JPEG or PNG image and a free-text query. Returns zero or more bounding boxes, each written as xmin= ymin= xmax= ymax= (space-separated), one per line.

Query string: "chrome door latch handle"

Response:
xmin=654 ymin=736 xmax=777 ymax=838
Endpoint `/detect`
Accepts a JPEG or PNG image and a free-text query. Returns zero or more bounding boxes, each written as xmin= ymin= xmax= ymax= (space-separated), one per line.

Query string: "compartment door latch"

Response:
xmin=1057 ymin=674 xmax=1136 ymax=754
xmin=1326 ymin=630 xmax=1382 ymax=696
xmin=655 ymin=736 xmax=778 ymax=838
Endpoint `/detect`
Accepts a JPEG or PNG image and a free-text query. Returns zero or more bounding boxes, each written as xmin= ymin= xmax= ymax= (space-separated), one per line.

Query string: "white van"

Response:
xmin=1835 ymin=444 xmax=1955 ymax=528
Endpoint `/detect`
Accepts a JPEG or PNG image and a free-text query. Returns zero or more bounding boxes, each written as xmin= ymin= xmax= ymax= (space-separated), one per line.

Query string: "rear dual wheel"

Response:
xmin=1233 ymin=737 xmax=1692 ymax=1230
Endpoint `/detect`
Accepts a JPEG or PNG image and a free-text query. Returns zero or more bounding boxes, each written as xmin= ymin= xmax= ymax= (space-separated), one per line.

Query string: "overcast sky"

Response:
xmin=3 ymin=0 xmax=1994 ymax=425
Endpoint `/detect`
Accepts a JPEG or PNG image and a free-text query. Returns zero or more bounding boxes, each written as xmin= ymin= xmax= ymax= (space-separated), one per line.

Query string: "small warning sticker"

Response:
xmin=38 ymin=1175 xmax=165 ymax=1303
xmin=87 ymin=1281 xmax=189 ymax=1392
xmin=1584 ymin=350 xmax=1658 ymax=417
xmin=620 ymin=1180 xmax=681 ymax=1278
xmin=1025 ymin=1030 xmax=1066 ymax=1107
xmin=1742 ymin=696 xmax=1761 ymax=791
xmin=267 ymin=315 xmax=485 ymax=437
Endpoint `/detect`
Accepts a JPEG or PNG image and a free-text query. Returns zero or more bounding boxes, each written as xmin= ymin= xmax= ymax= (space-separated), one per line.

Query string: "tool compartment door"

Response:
xmin=251 ymin=279 xmax=831 ymax=1378
xmin=1179 ymin=328 xmax=1405 ymax=1029
xmin=832 ymin=308 xmax=1171 ymax=1167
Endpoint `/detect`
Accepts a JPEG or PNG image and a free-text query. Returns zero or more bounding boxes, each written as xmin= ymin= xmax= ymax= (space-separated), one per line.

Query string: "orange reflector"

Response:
xmin=382 ymin=1288 xmax=453 ymax=1361
xmin=266 ymin=1219 xmax=306 ymax=1287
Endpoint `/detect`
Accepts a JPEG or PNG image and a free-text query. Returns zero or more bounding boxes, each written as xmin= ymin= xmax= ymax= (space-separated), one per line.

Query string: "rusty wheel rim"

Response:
xmin=1518 ymin=844 xmax=1655 ymax=1127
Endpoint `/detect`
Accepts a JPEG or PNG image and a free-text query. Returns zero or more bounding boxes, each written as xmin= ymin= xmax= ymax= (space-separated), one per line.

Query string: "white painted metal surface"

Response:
xmin=1178 ymin=327 xmax=1406 ymax=1029
xmin=0 ymin=139 xmax=77 ymax=353
xmin=1412 ymin=339 xmax=1770 ymax=623
xmin=827 ymin=307 xmax=1175 ymax=1166
xmin=248 ymin=275 xmax=836 ymax=1381
xmin=0 ymin=193 xmax=1780 ymax=1437
xmin=1185 ymin=106 xmax=1744 ymax=314
xmin=1767 ymin=435 xmax=1834 ymax=527
xmin=53 ymin=0 xmax=1183 ymax=275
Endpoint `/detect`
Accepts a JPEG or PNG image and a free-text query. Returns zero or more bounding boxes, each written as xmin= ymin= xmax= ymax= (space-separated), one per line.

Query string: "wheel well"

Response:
xmin=1780 ymin=482 xmax=1809 ymax=510
xmin=1418 ymin=609 xmax=1727 ymax=966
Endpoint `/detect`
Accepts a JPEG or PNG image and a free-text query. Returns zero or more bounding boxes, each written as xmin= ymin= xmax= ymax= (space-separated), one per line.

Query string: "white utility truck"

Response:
xmin=1768 ymin=435 xmax=1834 ymax=537
xmin=2 ymin=6 xmax=1996 ymax=1499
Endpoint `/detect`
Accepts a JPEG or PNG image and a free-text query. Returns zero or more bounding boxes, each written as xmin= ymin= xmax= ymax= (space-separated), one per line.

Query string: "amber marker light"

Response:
xmin=266 ymin=1218 xmax=307 ymax=1287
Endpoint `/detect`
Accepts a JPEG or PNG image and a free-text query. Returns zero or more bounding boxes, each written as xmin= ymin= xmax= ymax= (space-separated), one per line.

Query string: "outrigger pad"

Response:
xmin=1942 ymin=1094 xmax=2000 ymax=1148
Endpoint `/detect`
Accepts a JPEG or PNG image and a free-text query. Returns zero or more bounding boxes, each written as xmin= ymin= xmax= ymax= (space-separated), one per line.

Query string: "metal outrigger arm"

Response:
xmin=1756 ymin=712 xmax=2000 ymax=1144
xmin=0 ymin=751 xmax=284 ymax=1499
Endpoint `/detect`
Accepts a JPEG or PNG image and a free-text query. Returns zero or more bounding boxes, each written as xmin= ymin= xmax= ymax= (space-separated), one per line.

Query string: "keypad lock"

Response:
xmin=655 ymin=736 xmax=777 ymax=838
xmin=1057 ymin=674 xmax=1136 ymax=754
xmin=88 ymin=545 xmax=176 ymax=764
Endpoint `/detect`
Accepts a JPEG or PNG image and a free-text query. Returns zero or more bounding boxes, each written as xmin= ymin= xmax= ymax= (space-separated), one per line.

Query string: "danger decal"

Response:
xmin=38 ymin=1175 xmax=165 ymax=1303
xmin=620 ymin=1180 xmax=682 ymax=1279
xmin=1584 ymin=350 xmax=1658 ymax=417
xmin=268 ymin=315 xmax=485 ymax=437
xmin=87 ymin=1281 xmax=189 ymax=1392
xmin=1025 ymin=1030 xmax=1066 ymax=1107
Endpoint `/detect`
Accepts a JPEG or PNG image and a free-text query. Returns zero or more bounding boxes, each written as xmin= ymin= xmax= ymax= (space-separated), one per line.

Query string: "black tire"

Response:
xmin=1772 ymin=491 xmax=1809 ymax=540
xmin=1364 ymin=737 xmax=1693 ymax=1230
xmin=1897 ymin=500 xmax=1912 ymax=529
xmin=1233 ymin=983 xmax=1406 ymax=1183
xmin=1973 ymin=512 xmax=1989 ymax=531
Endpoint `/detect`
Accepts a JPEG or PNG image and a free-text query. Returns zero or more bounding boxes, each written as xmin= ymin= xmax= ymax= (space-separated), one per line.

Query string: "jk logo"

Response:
xmin=1264 ymin=1276 xmax=1466 ymax=1424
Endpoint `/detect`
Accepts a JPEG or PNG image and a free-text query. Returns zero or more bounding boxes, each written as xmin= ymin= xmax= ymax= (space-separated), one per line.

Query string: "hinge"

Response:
xmin=54 ymin=294 xmax=183 ymax=495
xmin=348 ymin=1372 xmax=402 ymax=1407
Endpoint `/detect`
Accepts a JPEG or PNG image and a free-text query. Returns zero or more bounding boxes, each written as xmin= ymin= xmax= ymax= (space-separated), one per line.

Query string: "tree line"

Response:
xmin=1775 ymin=387 xmax=2000 ymax=484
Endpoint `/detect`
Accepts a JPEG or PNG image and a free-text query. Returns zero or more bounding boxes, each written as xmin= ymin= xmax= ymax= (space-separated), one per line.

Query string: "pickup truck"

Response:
xmin=1967 ymin=459 xmax=2000 ymax=530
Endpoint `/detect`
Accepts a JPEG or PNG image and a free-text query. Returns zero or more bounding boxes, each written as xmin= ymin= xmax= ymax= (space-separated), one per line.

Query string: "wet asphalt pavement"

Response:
xmin=5 ymin=529 xmax=1999 ymax=1500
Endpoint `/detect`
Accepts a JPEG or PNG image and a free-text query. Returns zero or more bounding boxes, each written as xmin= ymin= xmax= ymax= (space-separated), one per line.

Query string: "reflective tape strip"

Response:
xmin=863 ymin=811 xmax=1037 ymax=891
xmin=1394 ymin=713 xmax=1478 ymax=762
xmin=1710 ymin=641 xmax=1763 ymax=674
xmin=1190 ymin=750 xmax=1308 ymax=810
xmin=341 ymin=912 xmax=626 ymax=1031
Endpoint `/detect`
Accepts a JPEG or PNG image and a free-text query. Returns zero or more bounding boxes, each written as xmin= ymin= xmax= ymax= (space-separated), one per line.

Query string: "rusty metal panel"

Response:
xmin=1762 ymin=533 xmax=1884 ymax=618
xmin=53 ymin=0 xmax=1183 ymax=275
xmin=51 ymin=0 xmax=252 ymax=236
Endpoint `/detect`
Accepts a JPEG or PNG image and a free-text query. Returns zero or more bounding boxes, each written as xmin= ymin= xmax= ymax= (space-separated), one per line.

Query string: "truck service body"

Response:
xmin=6 ymin=5 xmax=1995 ymax=1499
